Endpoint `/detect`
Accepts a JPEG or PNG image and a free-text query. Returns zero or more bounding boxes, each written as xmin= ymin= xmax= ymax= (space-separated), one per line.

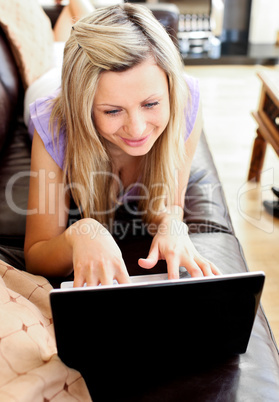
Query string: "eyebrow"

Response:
xmin=95 ymin=93 xmax=165 ymax=108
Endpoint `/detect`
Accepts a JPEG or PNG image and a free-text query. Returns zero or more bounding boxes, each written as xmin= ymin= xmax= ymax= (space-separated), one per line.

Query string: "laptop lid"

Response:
xmin=50 ymin=271 xmax=265 ymax=401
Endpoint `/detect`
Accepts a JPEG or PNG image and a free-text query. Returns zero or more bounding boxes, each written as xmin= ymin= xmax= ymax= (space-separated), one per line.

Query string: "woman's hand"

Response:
xmin=66 ymin=218 xmax=130 ymax=287
xmin=138 ymin=219 xmax=221 ymax=279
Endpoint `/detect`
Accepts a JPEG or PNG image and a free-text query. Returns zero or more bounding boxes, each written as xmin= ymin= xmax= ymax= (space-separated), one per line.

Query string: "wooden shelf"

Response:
xmin=182 ymin=43 xmax=279 ymax=65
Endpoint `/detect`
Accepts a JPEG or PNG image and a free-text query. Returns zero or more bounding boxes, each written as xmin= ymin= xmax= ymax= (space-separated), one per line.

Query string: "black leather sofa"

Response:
xmin=1 ymin=5 xmax=279 ymax=402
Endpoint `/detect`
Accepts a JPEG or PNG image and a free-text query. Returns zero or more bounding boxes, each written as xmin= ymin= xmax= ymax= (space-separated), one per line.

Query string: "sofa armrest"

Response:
xmin=185 ymin=131 xmax=234 ymax=234
xmin=0 ymin=28 xmax=20 ymax=155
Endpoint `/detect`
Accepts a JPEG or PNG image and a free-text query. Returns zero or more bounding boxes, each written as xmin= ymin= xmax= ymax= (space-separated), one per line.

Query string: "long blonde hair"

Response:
xmin=50 ymin=3 xmax=188 ymax=226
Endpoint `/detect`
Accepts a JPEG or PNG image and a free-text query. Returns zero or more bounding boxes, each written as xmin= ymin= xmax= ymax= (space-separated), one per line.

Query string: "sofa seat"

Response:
xmin=0 ymin=5 xmax=278 ymax=402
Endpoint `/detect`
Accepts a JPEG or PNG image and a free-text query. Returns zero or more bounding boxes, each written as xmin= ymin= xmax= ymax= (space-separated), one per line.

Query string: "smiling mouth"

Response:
xmin=120 ymin=133 xmax=152 ymax=147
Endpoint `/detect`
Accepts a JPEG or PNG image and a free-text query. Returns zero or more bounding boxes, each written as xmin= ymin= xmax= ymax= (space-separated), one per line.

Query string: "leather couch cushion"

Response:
xmin=186 ymin=133 xmax=234 ymax=234
xmin=0 ymin=0 xmax=54 ymax=89
xmin=0 ymin=117 xmax=31 ymax=247
xmin=0 ymin=30 xmax=19 ymax=153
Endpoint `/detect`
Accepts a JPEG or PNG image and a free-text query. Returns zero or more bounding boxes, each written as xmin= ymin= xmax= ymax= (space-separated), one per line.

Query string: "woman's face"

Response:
xmin=93 ymin=57 xmax=170 ymax=157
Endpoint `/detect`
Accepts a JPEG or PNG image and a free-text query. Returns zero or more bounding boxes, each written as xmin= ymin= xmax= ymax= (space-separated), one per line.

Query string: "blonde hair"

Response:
xmin=50 ymin=3 xmax=188 ymax=226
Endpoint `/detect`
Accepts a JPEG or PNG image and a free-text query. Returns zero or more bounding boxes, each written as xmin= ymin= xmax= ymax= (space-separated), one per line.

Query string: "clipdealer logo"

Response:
xmin=237 ymin=168 xmax=275 ymax=234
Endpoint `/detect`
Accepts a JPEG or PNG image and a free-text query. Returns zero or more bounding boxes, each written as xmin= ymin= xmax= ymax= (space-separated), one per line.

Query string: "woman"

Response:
xmin=24 ymin=3 xmax=220 ymax=286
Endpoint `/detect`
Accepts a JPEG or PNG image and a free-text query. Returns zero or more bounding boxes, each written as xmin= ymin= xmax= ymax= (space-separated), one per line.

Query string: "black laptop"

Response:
xmin=50 ymin=271 xmax=265 ymax=401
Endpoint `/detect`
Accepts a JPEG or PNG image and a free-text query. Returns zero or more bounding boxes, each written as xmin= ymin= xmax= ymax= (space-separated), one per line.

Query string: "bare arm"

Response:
xmin=53 ymin=0 xmax=95 ymax=42
xmin=24 ymin=130 xmax=73 ymax=276
xmin=24 ymin=130 xmax=130 ymax=286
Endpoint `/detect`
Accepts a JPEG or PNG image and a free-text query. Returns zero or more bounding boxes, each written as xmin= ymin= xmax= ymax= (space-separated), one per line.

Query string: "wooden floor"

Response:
xmin=185 ymin=64 xmax=279 ymax=347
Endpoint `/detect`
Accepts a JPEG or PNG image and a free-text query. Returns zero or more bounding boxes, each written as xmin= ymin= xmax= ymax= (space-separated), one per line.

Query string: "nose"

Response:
xmin=123 ymin=111 xmax=146 ymax=139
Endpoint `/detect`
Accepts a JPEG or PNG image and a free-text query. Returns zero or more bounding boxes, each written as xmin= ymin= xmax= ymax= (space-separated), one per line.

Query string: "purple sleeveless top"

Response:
xmin=28 ymin=74 xmax=200 ymax=170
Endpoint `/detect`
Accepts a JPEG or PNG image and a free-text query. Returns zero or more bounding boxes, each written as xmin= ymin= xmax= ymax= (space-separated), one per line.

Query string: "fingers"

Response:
xmin=73 ymin=262 xmax=91 ymax=288
xmin=167 ymin=254 xmax=221 ymax=279
xmin=73 ymin=264 xmax=99 ymax=288
xmin=165 ymin=249 xmax=209 ymax=280
xmin=138 ymin=244 xmax=159 ymax=269
xmin=138 ymin=245 xmax=221 ymax=279
xmin=73 ymin=274 xmax=86 ymax=288
xmin=183 ymin=261 xmax=204 ymax=278
xmin=210 ymin=263 xmax=222 ymax=276
xmin=115 ymin=264 xmax=131 ymax=285
xmin=165 ymin=252 xmax=180 ymax=280
xmin=73 ymin=259 xmax=130 ymax=287
xmin=192 ymin=258 xmax=214 ymax=277
xmin=138 ymin=257 xmax=157 ymax=269
xmin=193 ymin=255 xmax=222 ymax=277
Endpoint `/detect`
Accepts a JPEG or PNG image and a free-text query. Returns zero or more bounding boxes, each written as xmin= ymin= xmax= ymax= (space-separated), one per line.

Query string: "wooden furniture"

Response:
xmin=248 ymin=71 xmax=279 ymax=181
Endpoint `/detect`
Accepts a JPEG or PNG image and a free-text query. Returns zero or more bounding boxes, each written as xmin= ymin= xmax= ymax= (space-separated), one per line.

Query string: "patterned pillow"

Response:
xmin=0 ymin=260 xmax=91 ymax=401
xmin=0 ymin=0 xmax=54 ymax=89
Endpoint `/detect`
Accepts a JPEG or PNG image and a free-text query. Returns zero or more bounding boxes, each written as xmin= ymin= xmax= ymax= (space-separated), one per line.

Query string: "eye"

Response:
xmin=143 ymin=101 xmax=160 ymax=109
xmin=104 ymin=109 xmax=121 ymax=115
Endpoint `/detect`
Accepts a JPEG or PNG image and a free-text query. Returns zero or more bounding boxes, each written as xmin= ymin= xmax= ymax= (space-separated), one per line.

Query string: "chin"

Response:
xmin=124 ymin=143 xmax=155 ymax=157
